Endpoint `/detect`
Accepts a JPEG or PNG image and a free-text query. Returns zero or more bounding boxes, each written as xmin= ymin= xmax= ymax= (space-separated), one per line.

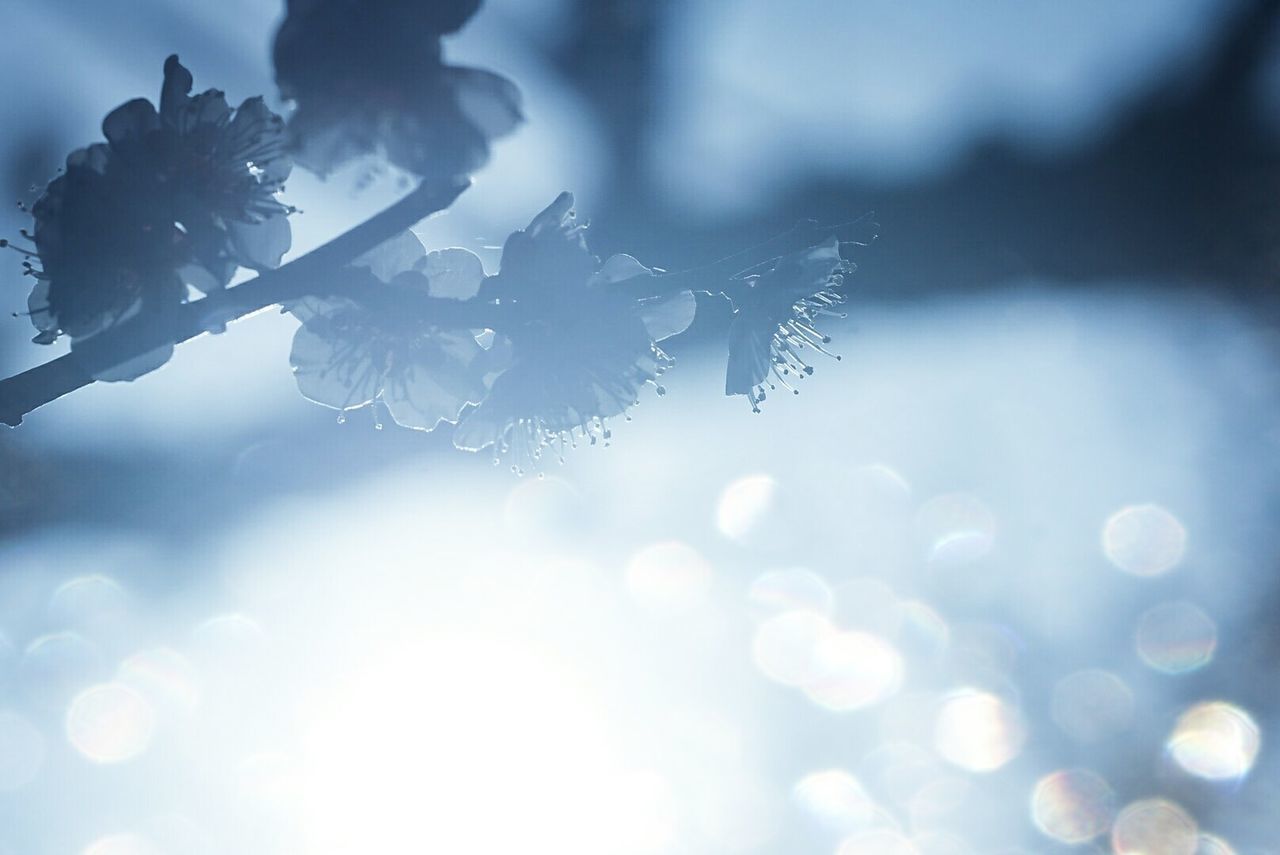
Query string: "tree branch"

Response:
xmin=0 ymin=177 xmax=471 ymax=427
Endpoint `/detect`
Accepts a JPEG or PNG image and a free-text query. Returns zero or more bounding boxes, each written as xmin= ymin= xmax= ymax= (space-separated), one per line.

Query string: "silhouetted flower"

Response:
xmin=453 ymin=193 xmax=696 ymax=473
xmin=273 ymin=0 xmax=522 ymax=178
xmin=289 ymin=231 xmax=490 ymax=430
xmin=724 ymin=237 xmax=849 ymax=411
xmin=26 ymin=55 xmax=293 ymax=372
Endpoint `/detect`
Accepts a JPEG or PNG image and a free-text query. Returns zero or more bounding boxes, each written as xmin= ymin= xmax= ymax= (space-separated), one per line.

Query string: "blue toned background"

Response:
xmin=1 ymin=1 xmax=1278 ymax=853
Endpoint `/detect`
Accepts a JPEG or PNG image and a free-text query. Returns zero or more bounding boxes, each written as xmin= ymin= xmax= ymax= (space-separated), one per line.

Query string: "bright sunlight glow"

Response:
xmin=298 ymin=635 xmax=669 ymax=855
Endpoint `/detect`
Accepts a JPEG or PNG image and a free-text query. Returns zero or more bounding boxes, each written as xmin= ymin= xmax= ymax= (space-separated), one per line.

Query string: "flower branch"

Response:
xmin=0 ymin=178 xmax=470 ymax=427
xmin=0 ymin=14 xmax=868 ymax=473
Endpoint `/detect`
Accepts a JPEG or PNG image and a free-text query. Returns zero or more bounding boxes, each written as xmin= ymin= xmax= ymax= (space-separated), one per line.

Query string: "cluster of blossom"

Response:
xmin=4 ymin=0 xmax=854 ymax=472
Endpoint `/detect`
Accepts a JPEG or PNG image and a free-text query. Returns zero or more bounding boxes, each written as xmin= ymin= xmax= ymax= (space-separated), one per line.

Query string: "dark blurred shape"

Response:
xmin=274 ymin=0 xmax=522 ymax=178
xmin=286 ymin=231 xmax=490 ymax=431
xmin=724 ymin=237 xmax=848 ymax=412
xmin=455 ymin=192 xmax=694 ymax=473
xmin=560 ymin=0 xmax=1280 ymax=306
xmin=26 ymin=55 xmax=293 ymax=370
xmin=9 ymin=0 xmax=1280 ymax=527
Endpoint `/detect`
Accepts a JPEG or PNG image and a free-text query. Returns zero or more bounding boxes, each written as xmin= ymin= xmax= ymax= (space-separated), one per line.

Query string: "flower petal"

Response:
xmin=230 ymin=97 xmax=291 ymax=177
xmin=769 ymin=235 xmax=844 ymax=301
xmin=383 ymin=344 xmax=484 ymax=431
xmin=229 ymin=95 xmax=273 ymax=134
xmin=353 ymin=230 xmax=426 ymax=283
xmin=417 ymin=247 xmax=485 ymax=299
xmin=290 ymin=323 xmax=382 ymax=411
xmin=102 ymin=99 xmax=160 ymax=147
xmin=26 ymin=280 xmax=56 ymax=339
xmin=478 ymin=332 xmax=515 ymax=376
xmin=228 ymin=214 xmax=292 ymax=271
xmin=183 ymin=89 xmax=233 ymax=132
xmin=725 ymin=314 xmax=772 ymax=396
xmin=639 ymin=290 xmax=697 ymax=341
xmin=589 ymin=253 xmax=652 ymax=287
xmin=178 ymin=262 xmax=227 ymax=295
xmin=527 ymin=192 xmax=576 ymax=240
xmin=452 ymin=397 xmax=506 ymax=452
xmin=66 ymin=144 xmax=111 ymax=174
xmin=261 ymin=152 xmax=294 ymax=185
xmin=590 ymin=254 xmax=696 ymax=340
xmin=494 ymin=192 xmax=597 ymax=296
xmin=159 ymin=55 xmax=195 ymax=127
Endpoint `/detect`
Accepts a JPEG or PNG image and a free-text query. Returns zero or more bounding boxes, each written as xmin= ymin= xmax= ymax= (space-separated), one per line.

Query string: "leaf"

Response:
xmin=102 ymin=99 xmax=160 ymax=147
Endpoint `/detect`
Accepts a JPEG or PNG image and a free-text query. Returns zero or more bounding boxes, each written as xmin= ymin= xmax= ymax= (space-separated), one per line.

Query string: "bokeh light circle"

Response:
xmin=190 ymin=613 xmax=269 ymax=672
xmin=794 ymin=769 xmax=885 ymax=833
xmin=1051 ymin=669 xmax=1134 ymax=743
xmin=748 ymin=568 xmax=834 ymax=616
xmin=1135 ymin=601 xmax=1217 ymax=675
xmin=0 ymin=710 xmax=45 ymax=791
xmin=1196 ymin=833 xmax=1238 ymax=854
xmin=804 ymin=630 xmax=905 ymax=711
xmin=118 ymin=647 xmax=202 ymax=713
xmin=66 ymin=683 xmax=157 ymax=764
xmin=933 ymin=689 xmax=1025 ymax=772
xmin=848 ymin=463 xmax=912 ymax=503
xmin=1111 ymin=798 xmax=1198 ymax=855
xmin=915 ymin=493 xmax=997 ymax=565
xmin=716 ymin=474 xmax=777 ymax=541
xmin=1030 ymin=768 xmax=1114 ymax=844
xmin=625 ymin=541 xmax=713 ymax=615
xmin=752 ymin=610 xmax=830 ymax=687
xmin=502 ymin=475 xmax=585 ymax=540
xmin=1167 ymin=701 xmax=1260 ymax=781
xmin=300 ymin=637 xmax=659 ymax=855
xmin=48 ymin=575 xmax=129 ymax=633
xmin=1102 ymin=504 xmax=1186 ymax=576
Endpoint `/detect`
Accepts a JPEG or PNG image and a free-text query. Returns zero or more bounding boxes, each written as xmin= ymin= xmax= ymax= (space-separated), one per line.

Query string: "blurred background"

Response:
xmin=2 ymin=0 xmax=1280 ymax=853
